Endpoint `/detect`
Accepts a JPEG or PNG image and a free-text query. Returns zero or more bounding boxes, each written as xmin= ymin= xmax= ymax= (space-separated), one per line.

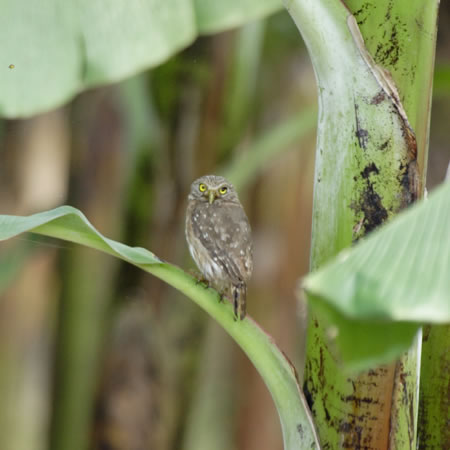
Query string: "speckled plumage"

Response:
xmin=185 ymin=175 xmax=253 ymax=320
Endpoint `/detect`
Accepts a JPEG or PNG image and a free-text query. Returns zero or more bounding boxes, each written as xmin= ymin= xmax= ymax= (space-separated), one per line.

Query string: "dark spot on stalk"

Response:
xmin=354 ymin=103 xmax=369 ymax=149
xmin=376 ymin=23 xmax=400 ymax=66
xmin=370 ymin=90 xmax=386 ymax=105
xmin=339 ymin=422 xmax=352 ymax=433
xmin=354 ymin=426 xmax=363 ymax=446
xmin=352 ymin=2 xmax=372 ymax=26
xmin=303 ymin=381 xmax=314 ymax=411
xmin=351 ymin=162 xmax=388 ymax=237
xmin=360 ymin=183 xmax=388 ymax=233
xmin=379 ymin=138 xmax=390 ymax=151
xmin=318 ymin=347 xmax=325 ymax=384
xmin=339 ymin=419 xmax=365 ymax=449
xmin=361 ymin=163 xmax=379 ymax=178
xmin=324 ymin=405 xmax=331 ymax=422
xmin=384 ymin=0 xmax=392 ymax=21
xmin=398 ymin=161 xmax=419 ymax=206
xmin=356 ymin=128 xmax=369 ymax=149
xmin=343 ymin=395 xmax=378 ymax=406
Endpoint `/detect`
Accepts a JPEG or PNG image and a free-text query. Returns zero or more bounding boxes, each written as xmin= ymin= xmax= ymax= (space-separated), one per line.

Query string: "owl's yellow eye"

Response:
xmin=219 ymin=186 xmax=228 ymax=195
xmin=199 ymin=183 xmax=207 ymax=192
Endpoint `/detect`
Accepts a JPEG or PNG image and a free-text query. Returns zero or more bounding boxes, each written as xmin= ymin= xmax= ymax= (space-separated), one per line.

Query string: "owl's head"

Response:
xmin=188 ymin=175 xmax=239 ymax=204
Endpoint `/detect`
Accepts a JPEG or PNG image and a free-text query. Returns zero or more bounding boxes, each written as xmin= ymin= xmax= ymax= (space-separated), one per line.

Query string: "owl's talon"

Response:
xmin=196 ymin=278 xmax=209 ymax=288
xmin=190 ymin=271 xmax=209 ymax=288
xmin=234 ymin=303 xmax=240 ymax=320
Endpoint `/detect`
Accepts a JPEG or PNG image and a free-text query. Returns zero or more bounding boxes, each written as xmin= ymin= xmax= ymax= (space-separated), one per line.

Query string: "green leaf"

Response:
xmin=0 ymin=206 xmax=320 ymax=449
xmin=303 ymin=181 xmax=450 ymax=370
xmin=0 ymin=0 xmax=282 ymax=118
xmin=195 ymin=0 xmax=282 ymax=34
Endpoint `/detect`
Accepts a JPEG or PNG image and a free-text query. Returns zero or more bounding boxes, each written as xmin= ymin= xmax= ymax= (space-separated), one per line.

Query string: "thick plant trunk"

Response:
xmin=284 ymin=0 xmax=438 ymax=447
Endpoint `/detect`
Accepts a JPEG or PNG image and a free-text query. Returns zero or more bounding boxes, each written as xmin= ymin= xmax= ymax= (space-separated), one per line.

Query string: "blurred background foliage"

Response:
xmin=0 ymin=4 xmax=449 ymax=450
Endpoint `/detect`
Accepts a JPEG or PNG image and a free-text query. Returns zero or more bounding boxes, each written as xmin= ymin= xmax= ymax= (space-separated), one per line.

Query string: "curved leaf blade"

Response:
xmin=0 ymin=206 xmax=320 ymax=449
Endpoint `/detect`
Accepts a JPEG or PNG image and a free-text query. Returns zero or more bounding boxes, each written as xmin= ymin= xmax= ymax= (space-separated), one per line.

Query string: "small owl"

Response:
xmin=185 ymin=175 xmax=253 ymax=320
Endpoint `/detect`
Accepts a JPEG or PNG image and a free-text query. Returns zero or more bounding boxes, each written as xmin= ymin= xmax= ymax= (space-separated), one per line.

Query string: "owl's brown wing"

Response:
xmin=190 ymin=202 xmax=252 ymax=284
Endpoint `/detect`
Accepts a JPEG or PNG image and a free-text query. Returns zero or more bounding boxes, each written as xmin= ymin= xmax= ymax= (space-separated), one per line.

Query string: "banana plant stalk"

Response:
xmin=283 ymin=0 xmax=438 ymax=447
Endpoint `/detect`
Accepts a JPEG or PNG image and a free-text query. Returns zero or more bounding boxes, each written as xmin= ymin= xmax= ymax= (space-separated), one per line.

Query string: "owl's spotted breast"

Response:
xmin=189 ymin=201 xmax=252 ymax=284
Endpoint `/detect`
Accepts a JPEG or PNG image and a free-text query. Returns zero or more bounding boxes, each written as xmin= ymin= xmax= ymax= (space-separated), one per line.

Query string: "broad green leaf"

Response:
xmin=0 ymin=206 xmax=320 ymax=449
xmin=0 ymin=0 xmax=282 ymax=118
xmin=303 ymin=181 xmax=450 ymax=369
xmin=195 ymin=0 xmax=282 ymax=34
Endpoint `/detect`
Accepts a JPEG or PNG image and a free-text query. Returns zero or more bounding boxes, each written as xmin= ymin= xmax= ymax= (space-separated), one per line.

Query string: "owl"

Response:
xmin=185 ymin=175 xmax=253 ymax=320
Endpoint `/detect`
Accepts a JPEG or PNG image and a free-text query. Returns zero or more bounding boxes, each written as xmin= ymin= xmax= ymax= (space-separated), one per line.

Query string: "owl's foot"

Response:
xmin=189 ymin=270 xmax=210 ymax=288
xmin=232 ymin=282 xmax=247 ymax=321
xmin=196 ymin=277 xmax=210 ymax=288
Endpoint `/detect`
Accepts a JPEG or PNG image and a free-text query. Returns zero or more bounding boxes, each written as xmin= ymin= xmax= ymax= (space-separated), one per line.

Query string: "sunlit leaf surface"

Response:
xmin=0 ymin=0 xmax=282 ymax=118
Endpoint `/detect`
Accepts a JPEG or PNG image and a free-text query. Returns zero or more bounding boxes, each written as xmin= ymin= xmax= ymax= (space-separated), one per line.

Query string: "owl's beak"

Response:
xmin=208 ymin=190 xmax=217 ymax=204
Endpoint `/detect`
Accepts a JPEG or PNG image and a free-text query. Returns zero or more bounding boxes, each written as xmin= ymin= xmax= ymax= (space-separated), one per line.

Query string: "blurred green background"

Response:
xmin=0 ymin=5 xmax=449 ymax=450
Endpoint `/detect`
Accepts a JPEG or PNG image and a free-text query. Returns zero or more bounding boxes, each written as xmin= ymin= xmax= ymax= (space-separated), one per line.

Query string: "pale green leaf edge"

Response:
xmin=0 ymin=206 xmax=320 ymax=450
xmin=195 ymin=0 xmax=283 ymax=35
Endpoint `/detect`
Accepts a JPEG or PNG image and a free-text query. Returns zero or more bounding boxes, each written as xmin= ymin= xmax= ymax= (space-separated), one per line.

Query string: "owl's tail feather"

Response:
xmin=233 ymin=282 xmax=246 ymax=320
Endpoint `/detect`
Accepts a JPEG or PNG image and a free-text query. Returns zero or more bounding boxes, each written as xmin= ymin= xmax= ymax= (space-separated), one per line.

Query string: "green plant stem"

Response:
xmin=419 ymin=325 xmax=450 ymax=449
